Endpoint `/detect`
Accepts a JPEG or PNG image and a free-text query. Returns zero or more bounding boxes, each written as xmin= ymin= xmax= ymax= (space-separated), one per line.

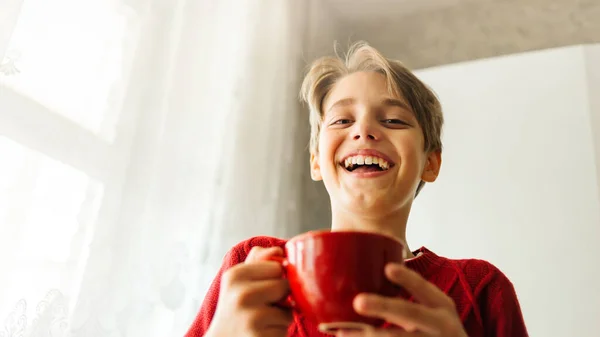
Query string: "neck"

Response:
xmin=330 ymin=204 xmax=415 ymax=259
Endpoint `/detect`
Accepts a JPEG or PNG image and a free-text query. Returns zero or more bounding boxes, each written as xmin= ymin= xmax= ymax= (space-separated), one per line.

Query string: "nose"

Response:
xmin=353 ymin=118 xmax=380 ymax=141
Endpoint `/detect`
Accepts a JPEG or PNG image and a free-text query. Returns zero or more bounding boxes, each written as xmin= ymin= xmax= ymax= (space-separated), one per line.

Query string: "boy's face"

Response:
xmin=311 ymin=71 xmax=441 ymax=213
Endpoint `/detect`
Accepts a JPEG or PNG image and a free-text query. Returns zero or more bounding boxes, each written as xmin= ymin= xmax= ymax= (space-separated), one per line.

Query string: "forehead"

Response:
xmin=322 ymin=71 xmax=410 ymax=113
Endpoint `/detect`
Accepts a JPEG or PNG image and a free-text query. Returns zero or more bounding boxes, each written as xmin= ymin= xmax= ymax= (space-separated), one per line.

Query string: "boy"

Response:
xmin=185 ymin=41 xmax=528 ymax=337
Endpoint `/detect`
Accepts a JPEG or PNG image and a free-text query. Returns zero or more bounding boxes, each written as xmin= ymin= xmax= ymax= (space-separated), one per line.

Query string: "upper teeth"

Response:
xmin=344 ymin=155 xmax=390 ymax=170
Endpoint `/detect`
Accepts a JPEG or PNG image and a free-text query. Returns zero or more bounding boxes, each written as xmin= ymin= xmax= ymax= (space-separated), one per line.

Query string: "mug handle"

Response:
xmin=266 ymin=256 xmax=297 ymax=310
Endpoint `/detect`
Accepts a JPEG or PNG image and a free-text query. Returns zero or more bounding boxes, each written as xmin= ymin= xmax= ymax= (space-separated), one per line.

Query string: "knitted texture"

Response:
xmin=185 ymin=236 xmax=528 ymax=337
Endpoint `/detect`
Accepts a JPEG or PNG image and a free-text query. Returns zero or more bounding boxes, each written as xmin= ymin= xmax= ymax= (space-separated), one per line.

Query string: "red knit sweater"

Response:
xmin=185 ymin=236 xmax=528 ymax=337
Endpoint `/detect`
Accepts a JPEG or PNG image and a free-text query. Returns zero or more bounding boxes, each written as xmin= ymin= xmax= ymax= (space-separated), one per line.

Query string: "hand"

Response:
xmin=337 ymin=263 xmax=468 ymax=337
xmin=206 ymin=246 xmax=293 ymax=337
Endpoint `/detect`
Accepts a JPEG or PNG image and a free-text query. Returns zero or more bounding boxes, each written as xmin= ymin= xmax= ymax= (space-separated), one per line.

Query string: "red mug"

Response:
xmin=268 ymin=230 xmax=405 ymax=334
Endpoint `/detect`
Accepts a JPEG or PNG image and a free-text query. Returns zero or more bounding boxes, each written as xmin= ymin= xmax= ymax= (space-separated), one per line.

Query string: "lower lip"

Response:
xmin=341 ymin=166 xmax=392 ymax=178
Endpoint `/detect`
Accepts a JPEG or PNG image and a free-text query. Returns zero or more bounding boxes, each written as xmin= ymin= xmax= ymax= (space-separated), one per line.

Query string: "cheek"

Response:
xmin=317 ymin=132 xmax=344 ymax=183
xmin=319 ymin=132 xmax=342 ymax=159
xmin=397 ymin=135 xmax=426 ymax=171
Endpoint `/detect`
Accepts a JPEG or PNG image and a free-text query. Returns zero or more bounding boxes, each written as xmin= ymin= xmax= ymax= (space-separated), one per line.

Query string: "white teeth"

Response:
xmin=343 ymin=155 xmax=391 ymax=170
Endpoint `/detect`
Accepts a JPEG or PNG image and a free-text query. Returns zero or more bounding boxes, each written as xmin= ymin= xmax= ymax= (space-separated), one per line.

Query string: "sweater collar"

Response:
xmin=404 ymin=246 xmax=445 ymax=277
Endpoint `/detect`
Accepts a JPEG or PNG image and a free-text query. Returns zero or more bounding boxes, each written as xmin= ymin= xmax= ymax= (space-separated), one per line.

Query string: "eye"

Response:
xmin=332 ymin=119 xmax=352 ymax=125
xmin=382 ymin=119 xmax=408 ymax=125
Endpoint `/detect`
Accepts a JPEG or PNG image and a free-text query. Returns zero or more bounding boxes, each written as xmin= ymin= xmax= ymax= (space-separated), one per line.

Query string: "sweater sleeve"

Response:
xmin=183 ymin=236 xmax=285 ymax=337
xmin=184 ymin=246 xmax=244 ymax=337
xmin=480 ymin=268 xmax=529 ymax=337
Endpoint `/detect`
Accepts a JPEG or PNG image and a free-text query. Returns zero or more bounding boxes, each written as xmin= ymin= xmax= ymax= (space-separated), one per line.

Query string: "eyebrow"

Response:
xmin=381 ymin=98 xmax=411 ymax=111
xmin=326 ymin=97 xmax=412 ymax=113
xmin=326 ymin=98 xmax=355 ymax=112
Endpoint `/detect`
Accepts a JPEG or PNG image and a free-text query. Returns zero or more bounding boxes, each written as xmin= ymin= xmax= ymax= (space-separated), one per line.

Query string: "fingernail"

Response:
xmin=269 ymin=246 xmax=284 ymax=253
xmin=354 ymin=293 xmax=379 ymax=311
xmin=387 ymin=263 xmax=404 ymax=276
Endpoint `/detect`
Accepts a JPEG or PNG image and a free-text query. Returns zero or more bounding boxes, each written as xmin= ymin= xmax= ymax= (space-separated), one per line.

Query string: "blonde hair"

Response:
xmin=299 ymin=41 xmax=444 ymax=194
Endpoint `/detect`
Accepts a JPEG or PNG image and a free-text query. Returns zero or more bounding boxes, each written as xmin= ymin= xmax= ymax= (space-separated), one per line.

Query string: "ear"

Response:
xmin=310 ymin=152 xmax=323 ymax=181
xmin=421 ymin=150 xmax=442 ymax=183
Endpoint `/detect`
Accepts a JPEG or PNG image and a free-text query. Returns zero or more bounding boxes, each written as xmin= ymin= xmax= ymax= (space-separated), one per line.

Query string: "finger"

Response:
xmin=353 ymin=294 xmax=443 ymax=334
xmin=386 ymin=264 xmax=453 ymax=309
xmin=224 ymin=261 xmax=284 ymax=284
xmin=261 ymin=327 xmax=294 ymax=337
xmin=336 ymin=328 xmax=431 ymax=337
xmin=252 ymin=305 xmax=294 ymax=329
xmin=246 ymin=246 xmax=284 ymax=263
xmin=241 ymin=278 xmax=290 ymax=305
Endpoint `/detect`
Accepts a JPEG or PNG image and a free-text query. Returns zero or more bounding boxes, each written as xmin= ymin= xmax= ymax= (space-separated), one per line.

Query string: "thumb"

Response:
xmin=245 ymin=246 xmax=284 ymax=263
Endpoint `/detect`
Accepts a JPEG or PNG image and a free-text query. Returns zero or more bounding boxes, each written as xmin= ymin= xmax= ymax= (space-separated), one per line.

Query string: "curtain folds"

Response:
xmin=0 ymin=0 xmax=309 ymax=335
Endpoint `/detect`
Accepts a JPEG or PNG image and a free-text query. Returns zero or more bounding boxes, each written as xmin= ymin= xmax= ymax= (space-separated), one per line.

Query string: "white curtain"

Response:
xmin=0 ymin=0 xmax=309 ymax=336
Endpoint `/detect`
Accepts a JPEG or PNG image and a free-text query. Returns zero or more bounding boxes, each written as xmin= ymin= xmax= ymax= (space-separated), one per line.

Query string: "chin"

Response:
xmin=344 ymin=193 xmax=393 ymax=212
xmin=344 ymin=188 xmax=416 ymax=213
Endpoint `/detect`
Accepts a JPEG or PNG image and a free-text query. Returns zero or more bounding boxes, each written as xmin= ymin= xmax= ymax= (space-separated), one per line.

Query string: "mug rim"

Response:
xmin=286 ymin=229 xmax=405 ymax=247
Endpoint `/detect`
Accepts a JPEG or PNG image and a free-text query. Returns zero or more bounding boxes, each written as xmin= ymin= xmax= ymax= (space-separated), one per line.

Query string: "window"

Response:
xmin=0 ymin=0 xmax=141 ymax=329
xmin=0 ymin=0 xmax=139 ymax=142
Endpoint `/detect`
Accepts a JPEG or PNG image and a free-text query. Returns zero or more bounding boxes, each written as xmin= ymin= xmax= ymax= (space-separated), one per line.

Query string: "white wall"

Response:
xmin=304 ymin=0 xmax=342 ymax=61
xmin=298 ymin=0 xmax=343 ymax=234
xmin=585 ymin=45 xmax=600 ymax=211
xmin=408 ymin=45 xmax=600 ymax=336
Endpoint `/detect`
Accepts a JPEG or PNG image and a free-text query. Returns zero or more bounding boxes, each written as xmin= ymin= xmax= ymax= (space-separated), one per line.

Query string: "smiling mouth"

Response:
xmin=341 ymin=155 xmax=393 ymax=173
